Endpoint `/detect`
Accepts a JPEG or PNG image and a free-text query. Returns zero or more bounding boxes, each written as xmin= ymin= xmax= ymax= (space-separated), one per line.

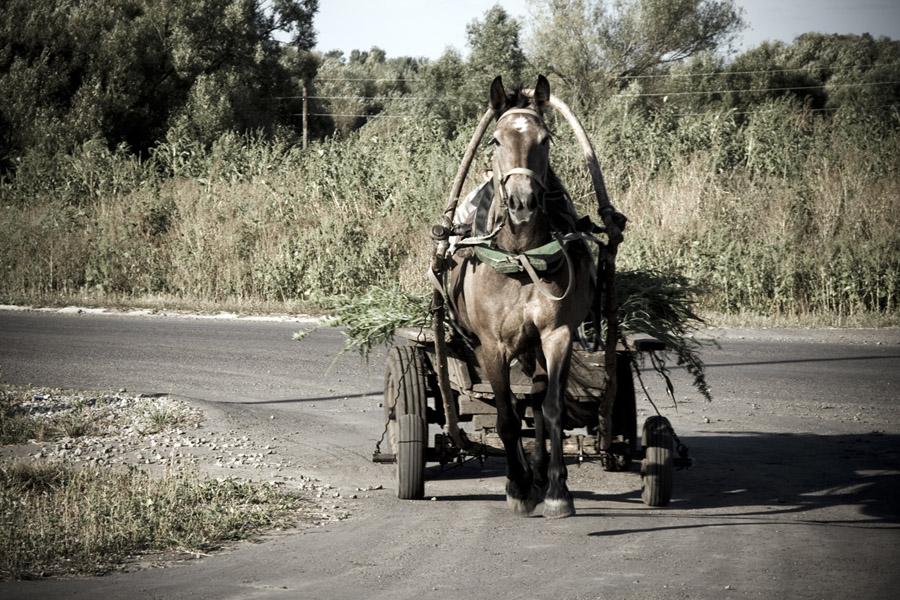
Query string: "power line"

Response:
xmin=313 ymin=77 xmax=423 ymax=82
xmin=276 ymin=95 xmax=424 ymax=101
xmin=298 ymin=113 xmax=410 ymax=119
xmin=615 ymin=80 xmax=900 ymax=98
xmin=302 ymin=99 xmax=898 ymax=121
xmin=274 ymin=80 xmax=899 ymax=103
xmin=619 ymin=62 xmax=900 ymax=80
xmin=307 ymin=63 xmax=900 ymax=84
xmin=670 ymin=106 xmax=841 ymax=118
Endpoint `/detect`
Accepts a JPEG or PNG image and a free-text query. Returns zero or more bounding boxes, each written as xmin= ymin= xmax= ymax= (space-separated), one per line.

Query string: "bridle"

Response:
xmin=492 ymin=107 xmax=548 ymax=206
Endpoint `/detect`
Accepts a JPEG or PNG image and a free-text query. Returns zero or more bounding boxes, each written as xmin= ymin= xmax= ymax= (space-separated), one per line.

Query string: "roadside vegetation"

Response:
xmin=0 ymin=383 xmax=317 ymax=579
xmin=1 ymin=1 xmax=898 ymax=326
xmin=0 ymin=460 xmax=306 ymax=579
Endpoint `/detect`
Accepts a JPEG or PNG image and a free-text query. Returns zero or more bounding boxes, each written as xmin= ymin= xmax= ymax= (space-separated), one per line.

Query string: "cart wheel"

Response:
xmin=383 ymin=346 xmax=427 ymax=499
xmin=383 ymin=346 xmax=427 ymax=453
xmin=640 ymin=415 xmax=674 ymax=507
xmin=609 ymin=351 xmax=637 ymax=469
xmin=397 ymin=413 xmax=426 ymax=499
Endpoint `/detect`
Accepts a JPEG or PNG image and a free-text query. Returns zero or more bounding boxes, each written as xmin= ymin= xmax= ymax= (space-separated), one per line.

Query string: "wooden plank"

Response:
xmin=472 ymin=383 xmax=533 ymax=395
xmin=446 ymin=356 xmax=472 ymax=391
xmin=480 ymin=433 xmax=602 ymax=455
xmin=394 ymin=327 xmax=436 ymax=344
xmin=473 ymin=414 xmax=496 ymax=430
xmin=459 ymin=394 xmax=496 ymax=415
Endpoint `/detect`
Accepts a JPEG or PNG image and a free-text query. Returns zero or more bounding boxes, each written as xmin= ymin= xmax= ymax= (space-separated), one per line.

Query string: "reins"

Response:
xmin=517 ymin=233 xmax=575 ymax=301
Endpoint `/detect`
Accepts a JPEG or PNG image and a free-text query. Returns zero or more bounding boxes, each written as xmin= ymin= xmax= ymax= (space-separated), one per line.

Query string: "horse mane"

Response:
xmin=545 ymin=167 xmax=570 ymax=202
xmin=504 ymin=83 xmax=536 ymax=110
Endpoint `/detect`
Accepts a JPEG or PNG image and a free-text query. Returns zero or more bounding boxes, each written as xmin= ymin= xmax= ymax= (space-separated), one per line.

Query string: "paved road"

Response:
xmin=0 ymin=309 xmax=377 ymax=403
xmin=2 ymin=309 xmax=899 ymax=599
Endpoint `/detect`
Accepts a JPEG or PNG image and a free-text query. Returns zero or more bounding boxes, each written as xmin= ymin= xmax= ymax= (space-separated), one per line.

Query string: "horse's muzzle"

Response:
xmin=508 ymin=193 xmax=539 ymax=225
xmin=505 ymin=175 xmax=542 ymax=225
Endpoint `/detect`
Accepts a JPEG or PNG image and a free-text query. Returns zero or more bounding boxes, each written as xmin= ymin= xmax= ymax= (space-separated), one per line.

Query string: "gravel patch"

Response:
xmin=1 ymin=387 xmax=356 ymax=524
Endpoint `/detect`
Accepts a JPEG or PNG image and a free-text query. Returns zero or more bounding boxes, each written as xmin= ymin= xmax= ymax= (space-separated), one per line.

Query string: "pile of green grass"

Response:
xmin=296 ymin=269 xmax=712 ymax=398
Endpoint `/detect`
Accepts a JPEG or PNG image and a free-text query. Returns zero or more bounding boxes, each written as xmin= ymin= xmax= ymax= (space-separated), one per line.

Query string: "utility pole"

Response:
xmin=302 ymin=80 xmax=308 ymax=149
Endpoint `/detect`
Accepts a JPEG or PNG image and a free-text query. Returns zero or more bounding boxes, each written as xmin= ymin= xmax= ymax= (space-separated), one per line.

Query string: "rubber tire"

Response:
xmin=397 ymin=413 xmax=426 ymax=499
xmin=640 ymin=415 xmax=674 ymax=507
xmin=383 ymin=345 xmax=427 ymax=499
xmin=610 ymin=351 xmax=638 ymax=465
xmin=383 ymin=346 xmax=427 ymax=454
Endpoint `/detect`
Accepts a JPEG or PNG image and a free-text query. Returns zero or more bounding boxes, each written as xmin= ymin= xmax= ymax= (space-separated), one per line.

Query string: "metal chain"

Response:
xmin=373 ymin=343 xmax=416 ymax=455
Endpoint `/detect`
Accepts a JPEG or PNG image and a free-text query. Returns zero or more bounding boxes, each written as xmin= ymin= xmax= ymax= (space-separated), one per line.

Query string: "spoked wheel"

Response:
xmin=640 ymin=415 xmax=674 ymax=507
xmin=383 ymin=345 xmax=427 ymax=499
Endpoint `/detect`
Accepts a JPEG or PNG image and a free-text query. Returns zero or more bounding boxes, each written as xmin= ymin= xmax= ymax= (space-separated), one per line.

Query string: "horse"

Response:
xmin=448 ymin=75 xmax=595 ymax=518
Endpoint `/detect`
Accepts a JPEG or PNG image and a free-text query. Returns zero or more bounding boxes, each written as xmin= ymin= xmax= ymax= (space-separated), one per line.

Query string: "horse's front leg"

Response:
xmin=540 ymin=327 xmax=576 ymax=518
xmin=480 ymin=347 xmax=540 ymax=516
xmin=530 ymin=357 xmax=549 ymax=493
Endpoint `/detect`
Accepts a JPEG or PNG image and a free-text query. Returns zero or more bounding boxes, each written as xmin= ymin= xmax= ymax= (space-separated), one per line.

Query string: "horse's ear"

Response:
xmin=533 ymin=74 xmax=550 ymax=110
xmin=490 ymin=76 xmax=506 ymax=111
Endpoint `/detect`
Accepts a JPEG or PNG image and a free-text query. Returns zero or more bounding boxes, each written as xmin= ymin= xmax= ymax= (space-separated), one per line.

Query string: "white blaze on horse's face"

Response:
xmin=511 ymin=115 xmax=531 ymax=133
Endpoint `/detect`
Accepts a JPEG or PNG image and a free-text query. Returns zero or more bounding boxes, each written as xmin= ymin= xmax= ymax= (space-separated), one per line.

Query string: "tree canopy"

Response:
xmin=0 ymin=0 xmax=318 ymax=168
xmin=1 ymin=0 xmax=897 ymax=169
xmin=527 ymin=0 xmax=746 ymax=110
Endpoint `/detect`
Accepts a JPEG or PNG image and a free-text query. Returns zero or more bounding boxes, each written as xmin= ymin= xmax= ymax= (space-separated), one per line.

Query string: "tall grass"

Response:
xmin=0 ymin=461 xmax=309 ymax=579
xmin=1 ymin=100 xmax=897 ymax=323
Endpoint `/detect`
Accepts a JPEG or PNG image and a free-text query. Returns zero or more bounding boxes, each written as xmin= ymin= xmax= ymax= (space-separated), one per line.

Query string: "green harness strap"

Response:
xmin=472 ymin=239 xmax=565 ymax=275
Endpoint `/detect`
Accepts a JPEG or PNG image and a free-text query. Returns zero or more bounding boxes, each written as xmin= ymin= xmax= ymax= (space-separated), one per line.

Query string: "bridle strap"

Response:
xmin=497 ymin=107 xmax=543 ymax=123
xmin=501 ymin=167 xmax=546 ymax=189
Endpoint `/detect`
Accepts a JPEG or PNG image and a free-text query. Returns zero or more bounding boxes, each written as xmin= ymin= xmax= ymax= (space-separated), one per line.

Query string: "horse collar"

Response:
xmin=473 ymin=239 xmax=565 ymax=275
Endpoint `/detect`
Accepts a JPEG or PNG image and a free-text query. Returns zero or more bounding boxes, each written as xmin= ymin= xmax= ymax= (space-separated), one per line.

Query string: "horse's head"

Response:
xmin=489 ymin=75 xmax=552 ymax=230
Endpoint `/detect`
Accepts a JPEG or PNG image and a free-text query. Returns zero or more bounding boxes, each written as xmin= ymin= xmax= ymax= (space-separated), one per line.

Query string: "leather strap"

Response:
xmin=497 ymin=107 xmax=543 ymax=123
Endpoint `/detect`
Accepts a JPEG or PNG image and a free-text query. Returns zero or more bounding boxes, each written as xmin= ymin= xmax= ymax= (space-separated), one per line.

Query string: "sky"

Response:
xmin=311 ymin=0 xmax=900 ymax=59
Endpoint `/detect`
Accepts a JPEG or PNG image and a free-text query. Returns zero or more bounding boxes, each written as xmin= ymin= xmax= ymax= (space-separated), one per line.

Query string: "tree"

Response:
xmin=0 ymin=0 xmax=319 ymax=168
xmin=527 ymin=0 xmax=745 ymax=110
xmin=419 ymin=49 xmax=470 ymax=136
xmin=419 ymin=4 xmax=529 ymax=136
xmin=467 ymin=5 xmax=528 ymax=87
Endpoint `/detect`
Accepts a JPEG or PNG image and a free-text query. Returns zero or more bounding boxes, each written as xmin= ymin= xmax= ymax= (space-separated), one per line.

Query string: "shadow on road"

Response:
xmin=421 ymin=430 xmax=900 ymax=529
xmin=662 ymin=431 xmax=900 ymax=523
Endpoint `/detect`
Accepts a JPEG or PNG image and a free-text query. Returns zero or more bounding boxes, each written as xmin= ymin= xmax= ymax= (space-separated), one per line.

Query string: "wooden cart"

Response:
xmin=374 ymin=327 xmax=689 ymax=507
xmin=375 ymin=82 xmax=690 ymax=509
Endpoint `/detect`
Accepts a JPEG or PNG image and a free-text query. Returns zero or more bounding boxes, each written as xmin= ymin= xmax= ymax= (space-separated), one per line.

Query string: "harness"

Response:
xmin=472 ymin=234 xmax=578 ymax=302
xmin=472 ymin=239 xmax=564 ymax=275
xmin=450 ymin=107 xmax=590 ymax=302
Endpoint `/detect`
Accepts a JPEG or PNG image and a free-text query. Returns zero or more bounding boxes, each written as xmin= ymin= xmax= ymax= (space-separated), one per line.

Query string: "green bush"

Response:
xmin=1 ymin=98 xmax=897 ymax=323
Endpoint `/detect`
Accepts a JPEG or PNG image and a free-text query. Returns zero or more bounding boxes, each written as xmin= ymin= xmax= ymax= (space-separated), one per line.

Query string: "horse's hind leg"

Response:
xmin=481 ymin=349 xmax=540 ymax=516
xmin=540 ymin=329 xmax=576 ymax=519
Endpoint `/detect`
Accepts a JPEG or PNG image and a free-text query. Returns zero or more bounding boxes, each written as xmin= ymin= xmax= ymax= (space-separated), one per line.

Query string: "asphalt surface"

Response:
xmin=1 ymin=308 xmax=899 ymax=599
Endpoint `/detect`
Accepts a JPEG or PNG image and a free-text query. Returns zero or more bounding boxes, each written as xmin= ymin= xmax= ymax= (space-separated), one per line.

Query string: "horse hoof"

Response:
xmin=542 ymin=497 xmax=576 ymax=519
xmin=506 ymin=486 xmax=542 ymax=516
